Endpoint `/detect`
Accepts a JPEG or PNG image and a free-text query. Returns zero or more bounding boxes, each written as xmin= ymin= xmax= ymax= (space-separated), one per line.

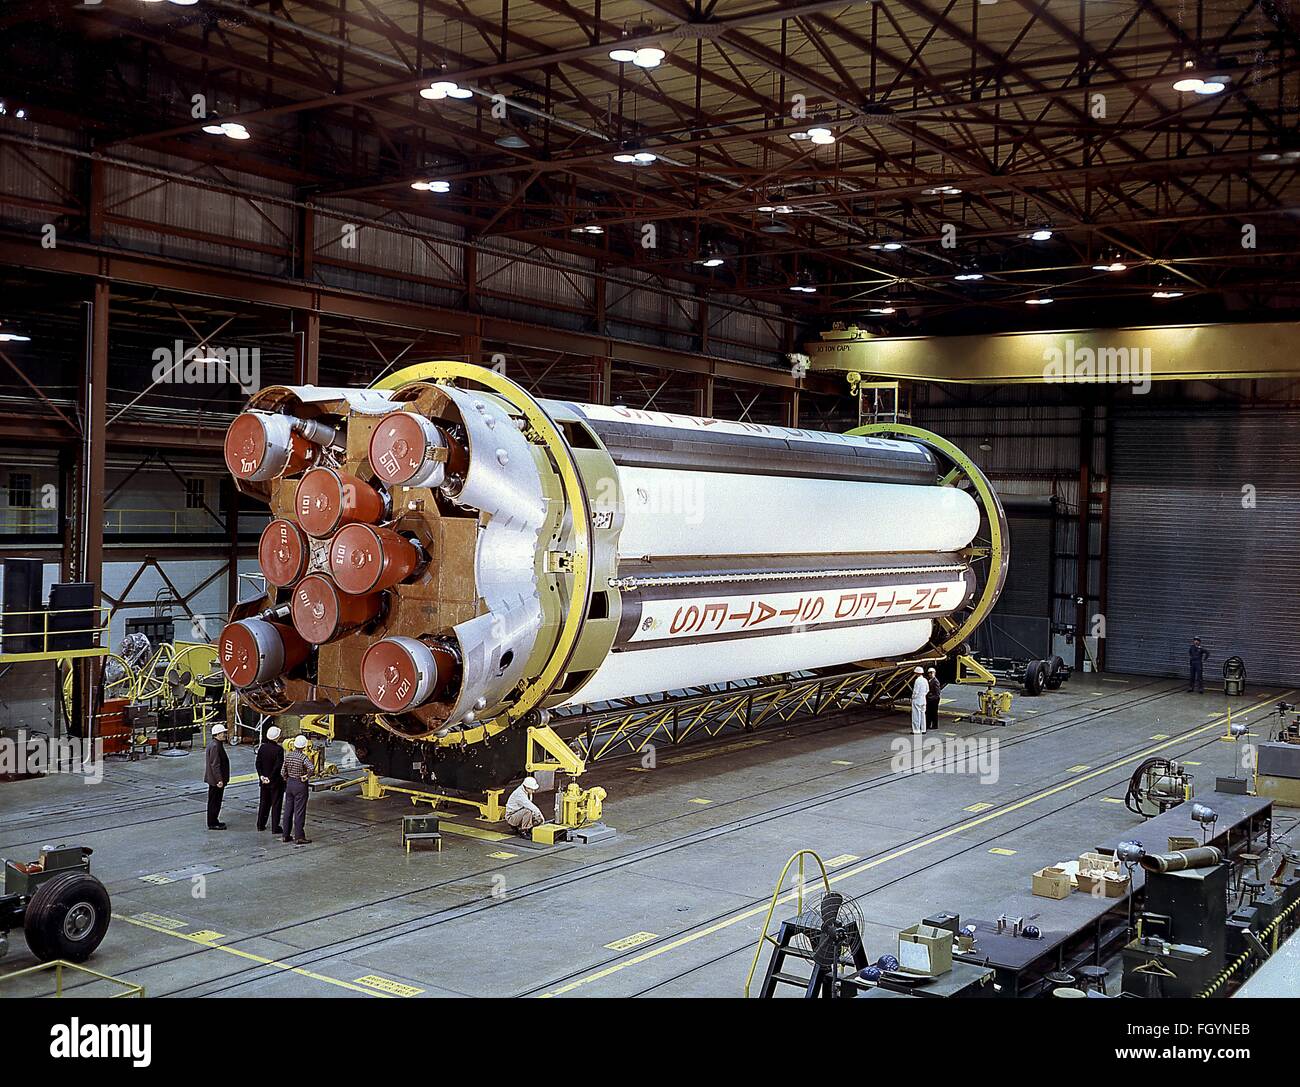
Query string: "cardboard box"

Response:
xmin=1168 ymin=835 xmax=1198 ymax=851
xmin=1077 ymin=868 xmax=1130 ymax=897
xmin=898 ymin=923 xmax=954 ymax=976
xmin=1079 ymin=851 xmax=1120 ymax=874
xmin=1032 ymin=866 xmax=1073 ymax=899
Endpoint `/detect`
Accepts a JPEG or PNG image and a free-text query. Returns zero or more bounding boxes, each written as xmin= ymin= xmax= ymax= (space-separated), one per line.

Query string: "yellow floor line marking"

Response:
xmin=688 ymin=798 xmax=712 ymax=806
xmin=354 ymin=975 xmax=424 ymax=997
xmin=437 ymin=821 xmax=512 ymax=842
xmin=114 ymin=913 xmax=389 ymax=997
xmin=989 ymin=847 xmax=1017 ymax=856
xmin=538 ymin=689 xmax=1290 ymax=998
xmin=1066 ymin=764 xmax=1091 ymax=773
xmin=964 ymin=802 xmax=994 ymax=813
xmin=625 ymin=766 xmax=652 ymax=773
xmin=831 ymin=760 xmax=854 ymax=766
xmin=228 ymin=772 xmax=259 ymax=785
xmin=605 ymin=932 xmax=658 ymax=951
xmin=488 ymin=850 xmax=518 ymax=859
xmin=1184 ymin=760 xmax=1202 ymax=766
xmin=825 ymin=853 xmax=859 ymax=866
xmin=661 ymin=739 xmax=770 ymax=766
xmin=139 ymin=874 xmax=174 ymax=885
xmin=1026 ymin=709 xmax=1040 ymax=715
xmin=1102 ymin=797 xmax=1125 ymax=804
xmin=188 ymin=930 xmax=225 ymax=943
xmin=1150 ymin=734 xmax=1170 ymax=740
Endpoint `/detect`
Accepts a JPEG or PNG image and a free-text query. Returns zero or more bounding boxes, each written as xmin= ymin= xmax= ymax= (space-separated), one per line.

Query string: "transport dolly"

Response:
xmin=0 ymin=845 xmax=111 ymax=963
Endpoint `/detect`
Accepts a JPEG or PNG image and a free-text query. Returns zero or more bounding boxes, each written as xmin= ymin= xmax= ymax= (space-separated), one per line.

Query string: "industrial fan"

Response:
xmin=791 ymin=891 xmax=866 ymax=981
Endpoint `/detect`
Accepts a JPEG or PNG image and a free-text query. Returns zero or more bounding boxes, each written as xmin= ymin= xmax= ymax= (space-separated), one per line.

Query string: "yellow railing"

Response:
xmin=743 ymin=849 xmax=832 ymax=997
xmin=0 ymin=505 xmax=58 ymax=533
xmin=102 ymin=507 xmax=218 ymax=534
xmin=0 ymin=959 xmax=144 ymax=997
xmin=0 ymin=604 xmax=110 ymax=663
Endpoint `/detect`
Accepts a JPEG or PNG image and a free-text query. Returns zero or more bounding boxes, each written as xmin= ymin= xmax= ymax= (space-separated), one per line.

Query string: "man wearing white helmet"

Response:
xmin=504 ymin=776 xmax=545 ymax=835
xmin=280 ymin=734 xmax=314 ymax=844
xmin=909 ymin=667 xmax=928 ymax=736
xmin=255 ymin=725 xmax=285 ymax=832
xmin=203 ymin=724 xmax=230 ymax=830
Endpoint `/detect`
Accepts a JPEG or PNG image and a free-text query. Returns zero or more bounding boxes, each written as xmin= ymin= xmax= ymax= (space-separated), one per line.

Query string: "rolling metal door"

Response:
xmin=1108 ymin=411 xmax=1300 ymax=686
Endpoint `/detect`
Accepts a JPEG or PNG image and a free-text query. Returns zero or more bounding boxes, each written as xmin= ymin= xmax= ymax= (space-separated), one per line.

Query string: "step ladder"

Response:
xmin=757 ymin=919 xmax=869 ymax=998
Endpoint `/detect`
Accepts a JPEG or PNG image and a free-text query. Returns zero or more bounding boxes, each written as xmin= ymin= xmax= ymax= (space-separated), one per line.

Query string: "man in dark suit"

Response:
xmin=204 ymin=724 xmax=230 ymax=830
xmin=255 ymin=725 xmax=286 ymax=832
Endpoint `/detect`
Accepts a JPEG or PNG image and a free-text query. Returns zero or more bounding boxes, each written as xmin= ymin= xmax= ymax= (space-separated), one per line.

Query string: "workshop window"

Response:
xmin=7 ymin=472 xmax=32 ymax=508
xmin=184 ymin=477 xmax=205 ymax=510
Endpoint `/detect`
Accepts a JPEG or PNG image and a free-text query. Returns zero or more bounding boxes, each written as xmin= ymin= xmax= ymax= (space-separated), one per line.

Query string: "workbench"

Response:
xmin=954 ymin=791 xmax=1273 ymax=996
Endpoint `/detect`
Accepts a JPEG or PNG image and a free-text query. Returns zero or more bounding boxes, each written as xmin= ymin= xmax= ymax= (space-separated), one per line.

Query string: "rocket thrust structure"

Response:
xmin=219 ymin=363 xmax=1006 ymax=790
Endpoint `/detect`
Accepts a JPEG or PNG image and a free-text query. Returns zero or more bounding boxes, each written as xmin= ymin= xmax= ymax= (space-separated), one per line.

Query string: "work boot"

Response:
xmin=294 ymin=837 xmax=312 ymax=844
xmin=208 ymin=822 xmax=228 ymax=830
xmin=281 ymin=835 xmax=293 ymax=843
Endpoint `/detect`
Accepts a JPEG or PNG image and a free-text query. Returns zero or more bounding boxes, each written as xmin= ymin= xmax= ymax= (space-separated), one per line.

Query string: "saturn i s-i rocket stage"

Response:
xmin=219 ymin=363 xmax=1007 ymax=791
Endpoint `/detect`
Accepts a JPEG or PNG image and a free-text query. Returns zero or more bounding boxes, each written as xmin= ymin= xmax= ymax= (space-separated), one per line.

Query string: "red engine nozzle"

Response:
xmin=361 ymin=636 xmax=457 ymax=712
xmin=328 ymin=523 xmax=422 ymax=595
xmin=369 ymin=410 xmax=465 ymax=489
xmin=258 ymin=518 xmax=310 ymax=587
xmin=224 ymin=411 xmax=315 ymax=482
xmin=294 ymin=466 xmax=386 ymax=538
xmin=290 ymin=574 xmax=382 ymax=644
xmin=218 ymin=618 xmax=310 ymax=688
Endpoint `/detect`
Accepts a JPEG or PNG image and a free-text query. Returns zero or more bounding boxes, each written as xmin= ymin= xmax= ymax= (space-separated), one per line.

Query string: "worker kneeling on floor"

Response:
xmin=505 ymin=776 xmax=545 ymax=836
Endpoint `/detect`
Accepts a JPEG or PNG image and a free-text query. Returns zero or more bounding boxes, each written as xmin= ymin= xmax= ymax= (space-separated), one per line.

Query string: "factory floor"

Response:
xmin=0 ymin=672 xmax=1295 ymax=999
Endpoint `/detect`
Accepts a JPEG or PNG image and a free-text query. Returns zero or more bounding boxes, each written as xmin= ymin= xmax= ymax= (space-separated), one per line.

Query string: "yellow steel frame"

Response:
xmin=956 ymin=654 xmax=999 ymax=685
xmin=526 ymin=724 xmax=586 ymax=776
xmin=369 ymin=361 xmax=594 ymax=748
xmin=744 ymin=849 xmax=832 ymax=997
xmin=0 ymin=959 xmax=144 ymax=997
xmin=349 ymin=769 xmax=507 ymax=822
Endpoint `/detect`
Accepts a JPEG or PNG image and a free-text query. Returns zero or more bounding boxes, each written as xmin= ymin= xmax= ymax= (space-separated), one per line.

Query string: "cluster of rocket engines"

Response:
xmin=216 ymin=368 xmax=997 ymax=785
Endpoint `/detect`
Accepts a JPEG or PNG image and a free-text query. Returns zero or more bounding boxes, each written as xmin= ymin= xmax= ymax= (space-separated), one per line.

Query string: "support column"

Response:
xmin=224 ymin=477 xmax=240 ymax=613
xmin=294 ymin=309 xmax=320 ymax=385
xmin=1074 ymin=403 xmax=1094 ymax=674
xmin=75 ymin=280 xmax=109 ymax=740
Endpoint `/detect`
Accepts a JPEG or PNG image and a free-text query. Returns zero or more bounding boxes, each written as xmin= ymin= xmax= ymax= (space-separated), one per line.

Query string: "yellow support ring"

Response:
xmin=371 ymin=361 xmax=594 ymax=744
xmin=847 ymin=423 xmax=1008 ymax=655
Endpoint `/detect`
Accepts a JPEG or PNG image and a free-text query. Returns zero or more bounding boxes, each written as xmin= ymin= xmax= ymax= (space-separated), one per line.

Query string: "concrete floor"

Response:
xmin=1 ymin=672 xmax=1295 ymax=998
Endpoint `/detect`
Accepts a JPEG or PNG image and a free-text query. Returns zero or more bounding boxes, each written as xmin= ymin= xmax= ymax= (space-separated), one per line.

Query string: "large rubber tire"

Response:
xmin=23 ymin=872 xmax=111 ymax=963
xmin=1045 ymin=655 xmax=1065 ymax=690
xmin=1023 ymin=659 xmax=1046 ymax=696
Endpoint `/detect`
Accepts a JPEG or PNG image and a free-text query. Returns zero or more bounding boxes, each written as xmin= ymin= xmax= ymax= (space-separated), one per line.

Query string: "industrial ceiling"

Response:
xmin=2 ymin=0 xmax=1299 ymax=340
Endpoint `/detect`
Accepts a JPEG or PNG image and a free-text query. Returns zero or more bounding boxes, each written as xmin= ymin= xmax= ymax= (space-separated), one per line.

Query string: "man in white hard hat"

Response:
xmin=255 ymin=725 xmax=285 ymax=832
xmin=280 ymin=734 xmax=314 ymax=844
xmin=910 ymin=667 xmax=928 ymax=736
xmin=203 ymin=724 xmax=230 ymax=830
xmin=504 ymin=776 xmax=546 ymax=836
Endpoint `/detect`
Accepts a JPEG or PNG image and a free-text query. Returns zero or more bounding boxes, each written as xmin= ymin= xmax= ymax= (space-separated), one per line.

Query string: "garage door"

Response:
xmin=1108 ymin=411 xmax=1300 ymax=686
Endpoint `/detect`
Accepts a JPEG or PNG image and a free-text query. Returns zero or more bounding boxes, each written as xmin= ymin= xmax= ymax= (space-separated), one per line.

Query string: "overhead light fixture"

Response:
xmin=570 ymin=224 xmax=604 ymax=235
xmin=789 ymin=271 xmax=818 ymax=294
xmin=411 ymin=180 xmax=451 ymax=193
xmin=1025 ymin=297 xmax=1055 ymax=305
xmin=757 ymin=203 xmax=794 ymax=214
xmin=613 ymin=150 xmax=658 ymax=166
xmin=421 ymin=80 xmax=473 ymax=100
xmin=608 ymin=35 xmax=665 ymax=69
xmin=1092 ymin=253 xmax=1128 ymax=273
xmin=868 ymin=306 xmax=896 ymax=315
xmin=1152 ymin=288 xmax=1185 ymax=299
xmin=1029 ymin=228 xmax=1053 ymax=241
xmin=790 ymin=117 xmax=837 ymax=146
xmin=922 ymin=185 xmax=963 ymax=196
xmin=978 ymin=438 xmax=993 ymax=452
xmin=1257 ymin=149 xmax=1300 ymax=164
xmin=954 ymin=271 xmax=984 ymax=282
xmin=1172 ymin=61 xmax=1229 ymax=96
xmin=495 ymin=133 xmax=529 ymax=149
xmin=0 ymin=330 xmax=31 ymax=342
xmin=760 ymin=218 xmax=790 ymax=234
xmin=694 ymin=244 xmax=724 ymax=268
xmin=201 ymin=119 xmax=250 ymax=141
xmin=869 ymin=240 xmax=903 ymax=251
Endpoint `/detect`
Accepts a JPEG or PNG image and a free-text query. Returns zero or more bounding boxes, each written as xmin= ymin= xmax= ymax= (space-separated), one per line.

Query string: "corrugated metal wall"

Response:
xmin=1108 ymin=410 xmax=1300 ymax=685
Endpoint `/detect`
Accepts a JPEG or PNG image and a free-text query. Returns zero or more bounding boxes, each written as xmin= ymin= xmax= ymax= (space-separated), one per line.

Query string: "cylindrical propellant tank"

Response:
xmin=218 ymin=367 xmax=1006 ymax=789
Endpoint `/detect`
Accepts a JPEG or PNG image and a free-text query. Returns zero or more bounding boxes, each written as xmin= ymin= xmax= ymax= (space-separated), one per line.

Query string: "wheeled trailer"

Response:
xmin=0 ymin=845 xmax=111 ymax=963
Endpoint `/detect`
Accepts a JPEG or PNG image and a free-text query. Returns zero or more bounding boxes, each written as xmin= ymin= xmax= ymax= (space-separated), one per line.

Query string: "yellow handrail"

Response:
xmin=743 ymin=849 xmax=832 ymax=997
xmin=0 ymin=604 xmax=111 ymax=662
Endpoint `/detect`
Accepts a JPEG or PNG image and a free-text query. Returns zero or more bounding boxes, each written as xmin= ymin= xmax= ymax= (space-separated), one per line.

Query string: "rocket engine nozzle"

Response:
xmin=290 ymin=574 xmax=382 ymax=644
xmin=295 ymin=466 xmax=387 ymax=537
xmin=258 ymin=518 xmax=310 ymax=587
xmin=328 ymin=523 xmax=423 ymax=594
xmin=361 ymin=636 xmax=457 ymax=712
xmin=218 ymin=618 xmax=310 ymax=688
